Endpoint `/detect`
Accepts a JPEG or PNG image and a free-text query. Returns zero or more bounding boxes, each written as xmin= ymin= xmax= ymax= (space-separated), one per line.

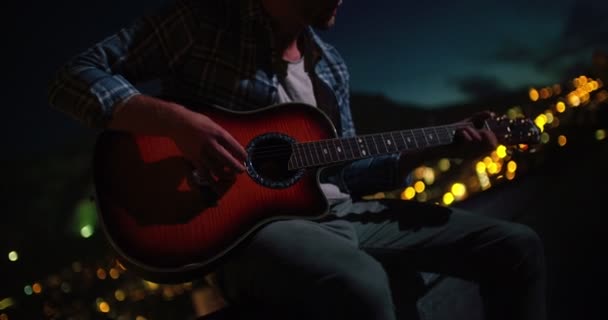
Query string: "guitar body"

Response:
xmin=94 ymin=103 xmax=336 ymax=283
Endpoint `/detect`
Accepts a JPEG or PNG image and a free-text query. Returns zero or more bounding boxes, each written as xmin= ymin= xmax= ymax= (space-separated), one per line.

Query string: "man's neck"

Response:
xmin=260 ymin=0 xmax=307 ymax=62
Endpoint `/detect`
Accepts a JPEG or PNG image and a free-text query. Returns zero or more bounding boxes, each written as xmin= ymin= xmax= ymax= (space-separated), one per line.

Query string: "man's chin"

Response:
xmin=312 ymin=16 xmax=336 ymax=30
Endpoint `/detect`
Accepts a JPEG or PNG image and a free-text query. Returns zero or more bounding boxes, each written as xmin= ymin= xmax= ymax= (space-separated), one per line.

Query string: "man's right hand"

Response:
xmin=109 ymin=94 xmax=248 ymax=192
xmin=169 ymin=108 xmax=248 ymax=187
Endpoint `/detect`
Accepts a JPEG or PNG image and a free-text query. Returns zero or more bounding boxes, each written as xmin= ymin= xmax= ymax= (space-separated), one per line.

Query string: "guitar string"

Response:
xmin=244 ymin=122 xmax=473 ymax=157
xmin=243 ymin=124 xmax=469 ymax=162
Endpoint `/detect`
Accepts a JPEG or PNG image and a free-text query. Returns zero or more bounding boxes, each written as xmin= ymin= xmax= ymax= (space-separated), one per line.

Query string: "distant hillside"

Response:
xmin=350 ymin=89 xmax=535 ymax=134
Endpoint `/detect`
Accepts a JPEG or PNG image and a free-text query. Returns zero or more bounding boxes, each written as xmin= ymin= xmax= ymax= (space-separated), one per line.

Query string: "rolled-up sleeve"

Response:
xmin=47 ymin=0 xmax=199 ymax=128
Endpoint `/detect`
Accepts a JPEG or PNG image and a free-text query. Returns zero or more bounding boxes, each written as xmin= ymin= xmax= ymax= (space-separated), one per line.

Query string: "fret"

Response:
xmin=412 ymin=129 xmax=427 ymax=148
xmin=382 ymin=133 xmax=398 ymax=152
xmin=408 ymin=129 xmax=420 ymax=149
xmin=420 ymin=128 xmax=431 ymax=147
xmin=391 ymin=132 xmax=403 ymax=151
xmin=338 ymin=139 xmax=347 ymax=160
xmin=369 ymin=134 xmax=382 ymax=154
xmin=369 ymin=134 xmax=381 ymax=155
xmin=291 ymin=144 xmax=301 ymax=169
xmin=322 ymin=140 xmax=333 ymax=163
xmin=380 ymin=133 xmax=389 ymax=152
xmin=316 ymin=142 xmax=325 ymax=164
xmin=400 ymin=130 xmax=414 ymax=150
xmin=437 ymin=126 xmax=453 ymax=144
xmin=294 ymin=143 xmax=304 ymax=167
xmin=339 ymin=138 xmax=349 ymax=159
xmin=346 ymin=137 xmax=360 ymax=159
xmin=356 ymin=136 xmax=370 ymax=157
xmin=332 ymin=139 xmax=344 ymax=161
xmin=364 ymin=136 xmax=375 ymax=157
xmin=427 ymin=128 xmax=436 ymax=146
xmin=311 ymin=142 xmax=323 ymax=165
xmin=301 ymin=143 xmax=312 ymax=167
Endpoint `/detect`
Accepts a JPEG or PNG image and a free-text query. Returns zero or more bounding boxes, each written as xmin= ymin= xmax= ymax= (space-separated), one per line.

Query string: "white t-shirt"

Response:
xmin=276 ymin=57 xmax=351 ymax=202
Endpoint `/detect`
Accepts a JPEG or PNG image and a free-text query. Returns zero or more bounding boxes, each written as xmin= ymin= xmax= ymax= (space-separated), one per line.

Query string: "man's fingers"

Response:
xmin=461 ymin=127 xmax=482 ymax=142
xmin=214 ymin=143 xmax=246 ymax=173
xmin=219 ymin=133 xmax=247 ymax=163
xmin=480 ymin=129 xmax=498 ymax=148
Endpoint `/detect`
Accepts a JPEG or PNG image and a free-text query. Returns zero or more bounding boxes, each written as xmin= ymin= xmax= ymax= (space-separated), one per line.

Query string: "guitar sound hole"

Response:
xmin=246 ymin=133 xmax=305 ymax=189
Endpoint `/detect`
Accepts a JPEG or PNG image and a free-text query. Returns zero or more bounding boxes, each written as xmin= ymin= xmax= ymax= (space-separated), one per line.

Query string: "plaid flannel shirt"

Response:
xmin=47 ymin=0 xmax=409 ymax=199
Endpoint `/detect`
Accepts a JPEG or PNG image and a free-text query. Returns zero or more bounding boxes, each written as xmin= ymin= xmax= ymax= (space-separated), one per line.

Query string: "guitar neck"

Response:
xmin=288 ymin=122 xmax=475 ymax=170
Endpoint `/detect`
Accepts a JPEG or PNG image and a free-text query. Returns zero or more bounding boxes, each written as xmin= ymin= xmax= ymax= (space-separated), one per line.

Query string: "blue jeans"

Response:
xmin=216 ymin=199 xmax=546 ymax=320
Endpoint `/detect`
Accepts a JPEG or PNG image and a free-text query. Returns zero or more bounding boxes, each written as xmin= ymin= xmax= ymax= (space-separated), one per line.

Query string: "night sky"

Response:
xmin=322 ymin=0 xmax=608 ymax=105
xmin=4 ymin=0 xmax=607 ymax=154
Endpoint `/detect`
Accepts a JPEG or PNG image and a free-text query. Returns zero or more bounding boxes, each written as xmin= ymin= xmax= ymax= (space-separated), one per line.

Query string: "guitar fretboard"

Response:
xmin=288 ymin=123 xmax=472 ymax=170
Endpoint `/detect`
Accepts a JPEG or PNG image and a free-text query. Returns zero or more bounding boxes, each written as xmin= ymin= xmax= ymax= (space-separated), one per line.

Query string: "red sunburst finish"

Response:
xmin=93 ymin=103 xmax=336 ymax=282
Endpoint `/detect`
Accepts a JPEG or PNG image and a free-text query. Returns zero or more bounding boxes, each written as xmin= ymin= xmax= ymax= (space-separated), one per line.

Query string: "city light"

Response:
xmin=8 ymin=251 xmax=18 ymax=262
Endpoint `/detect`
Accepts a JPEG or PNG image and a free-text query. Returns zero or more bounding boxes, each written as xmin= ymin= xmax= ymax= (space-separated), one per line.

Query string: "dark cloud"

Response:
xmin=489 ymin=0 xmax=608 ymax=79
xmin=492 ymin=39 xmax=539 ymax=64
xmin=449 ymin=75 xmax=509 ymax=100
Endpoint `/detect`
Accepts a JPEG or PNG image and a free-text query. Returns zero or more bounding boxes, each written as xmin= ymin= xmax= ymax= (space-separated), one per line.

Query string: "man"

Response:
xmin=48 ymin=0 xmax=546 ymax=319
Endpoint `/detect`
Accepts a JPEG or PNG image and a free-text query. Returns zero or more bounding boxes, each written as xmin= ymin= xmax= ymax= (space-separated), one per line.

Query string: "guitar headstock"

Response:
xmin=485 ymin=115 xmax=541 ymax=146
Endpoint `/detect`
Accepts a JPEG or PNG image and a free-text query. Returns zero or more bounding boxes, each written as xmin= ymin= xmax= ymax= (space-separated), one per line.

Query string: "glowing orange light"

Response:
xmin=96 ymin=268 xmax=107 ymax=280
xmin=558 ymin=135 xmax=567 ymax=147
xmin=487 ymin=163 xmax=498 ymax=174
xmin=413 ymin=167 xmax=426 ymax=180
xmin=567 ymin=93 xmax=580 ymax=107
xmin=539 ymin=88 xmax=550 ymax=99
xmin=422 ymin=167 xmax=436 ymax=185
xmin=32 ymin=283 xmax=42 ymax=294
xmin=98 ymin=302 xmax=110 ymax=313
xmin=556 ymin=101 xmax=566 ymax=113
xmin=529 ymin=88 xmax=539 ymax=101
xmin=401 ymin=187 xmax=416 ymax=200
xmin=506 ymin=171 xmax=516 ymax=180
xmin=451 ymin=183 xmax=467 ymax=199
xmin=483 ymin=156 xmax=493 ymax=166
xmin=109 ymin=268 xmax=120 ymax=279
xmin=414 ymin=181 xmax=426 ymax=193
xmin=507 ymin=161 xmax=517 ymax=173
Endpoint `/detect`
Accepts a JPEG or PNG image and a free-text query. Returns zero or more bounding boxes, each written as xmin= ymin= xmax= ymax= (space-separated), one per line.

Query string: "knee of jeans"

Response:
xmin=501 ymin=223 xmax=545 ymax=275
xmin=319 ymin=252 xmax=394 ymax=313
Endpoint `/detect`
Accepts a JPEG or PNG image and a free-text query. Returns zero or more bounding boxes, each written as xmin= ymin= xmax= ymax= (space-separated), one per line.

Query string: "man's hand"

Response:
xmin=110 ymin=94 xmax=247 ymax=193
xmin=397 ymin=111 xmax=498 ymax=178
xmin=169 ymin=109 xmax=247 ymax=192
xmin=450 ymin=111 xmax=498 ymax=159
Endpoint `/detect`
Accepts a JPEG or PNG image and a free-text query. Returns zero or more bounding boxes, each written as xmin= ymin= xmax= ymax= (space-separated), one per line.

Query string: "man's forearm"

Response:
xmin=109 ymin=94 xmax=193 ymax=139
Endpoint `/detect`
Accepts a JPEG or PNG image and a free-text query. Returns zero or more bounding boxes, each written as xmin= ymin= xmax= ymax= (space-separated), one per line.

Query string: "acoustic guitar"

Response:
xmin=93 ymin=102 xmax=540 ymax=283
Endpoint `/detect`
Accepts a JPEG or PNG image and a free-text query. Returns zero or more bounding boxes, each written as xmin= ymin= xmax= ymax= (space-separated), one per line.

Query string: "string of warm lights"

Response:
xmin=2 ymin=254 xmax=194 ymax=319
